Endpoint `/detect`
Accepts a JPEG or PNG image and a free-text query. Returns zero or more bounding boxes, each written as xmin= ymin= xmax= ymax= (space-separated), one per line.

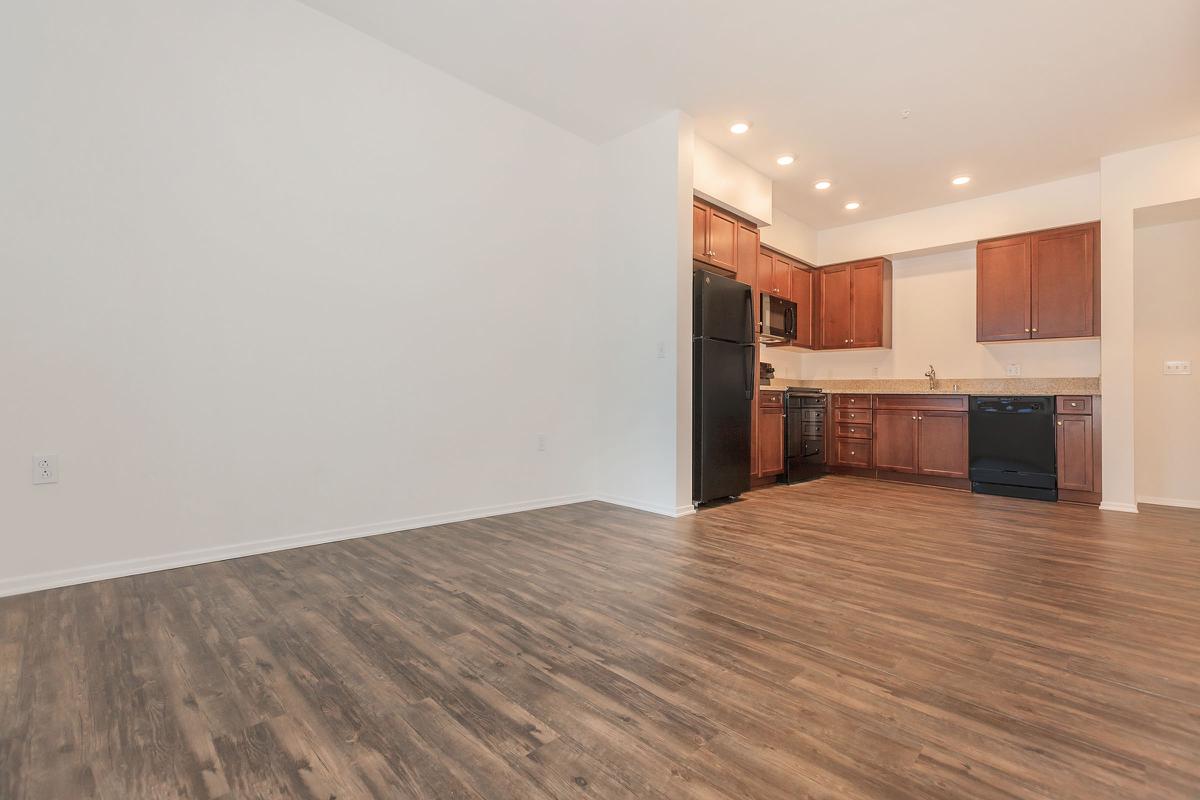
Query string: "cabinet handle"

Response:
xmin=1058 ymin=421 xmax=1063 ymax=426
xmin=912 ymin=416 xmax=917 ymax=420
xmin=850 ymin=428 xmax=855 ymax=432
xmin=918 ymin=416 xmax=923 ymax=420
xmin=1032 ymin=328 xmax=1038 ymax=333
xmin=1024 ymin=328 xmax=1030 ymax=333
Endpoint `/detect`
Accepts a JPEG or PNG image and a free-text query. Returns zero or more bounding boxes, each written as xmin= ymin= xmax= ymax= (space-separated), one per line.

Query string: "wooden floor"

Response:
xmin=2 ymin=478 xmax=1199 ymax=799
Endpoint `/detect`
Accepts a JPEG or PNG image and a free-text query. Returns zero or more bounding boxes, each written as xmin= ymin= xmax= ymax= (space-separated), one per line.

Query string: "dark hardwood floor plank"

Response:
xmin=2 ymin=477 xmax=1199 ymax=798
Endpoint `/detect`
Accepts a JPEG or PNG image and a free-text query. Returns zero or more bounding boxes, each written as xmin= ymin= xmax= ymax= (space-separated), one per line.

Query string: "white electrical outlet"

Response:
xmin=1004 ymin=363 xmax=1021 ymax=377
xmin=1164 ymin=360 xmax=1192 ymax=375
xmin=536 ymin=434 xmax=547 ymax=452
xmin=33 ymin=454 xmax=59 ymax=485
xmin=656 ymin=341 xmax=666 ymax=359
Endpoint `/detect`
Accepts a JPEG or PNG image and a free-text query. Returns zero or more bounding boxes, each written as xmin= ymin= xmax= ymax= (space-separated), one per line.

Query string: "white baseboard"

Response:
xmin=1137 ymin=495 xmax=1200 ymax=510
xmin=591 ymin=494 xmax=696 ymax=518
xmin=0 ymin=493 xmax=592 ymax=599
xmin=1099 ymin=500 xmax=1140 ymax=514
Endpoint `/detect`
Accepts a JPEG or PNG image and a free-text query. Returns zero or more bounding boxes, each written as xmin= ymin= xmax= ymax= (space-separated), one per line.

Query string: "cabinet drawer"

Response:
xmin=835 ymin=422 xmax=872 ymax=439
xmin=760 ymin=391 xmax=784 ymax=408
xmin=1056 ymin=396 xmax=1092 ymax=415
xmin=835 ymin=438 xmax=872 ymax=467
xmin=834 ymin=408 xmax=872 ymax=424
xmin=834 ymin=394 xmax=871 ymax=409
xmin=874 ymin=394 xmax=969 ymax=412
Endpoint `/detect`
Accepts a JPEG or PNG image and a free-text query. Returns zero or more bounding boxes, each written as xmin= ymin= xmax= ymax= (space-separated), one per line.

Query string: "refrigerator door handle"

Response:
xmin=742 ymin=343 xmax=754 ymax=399
xmin=745 ymin=290 xmax=755 ymax=340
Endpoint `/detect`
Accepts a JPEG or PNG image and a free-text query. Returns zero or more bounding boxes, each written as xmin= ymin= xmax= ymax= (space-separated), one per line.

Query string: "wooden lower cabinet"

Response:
xmin=873 ymin=408 xmax=968 ymax=478
xmin=758 ymin=404 xmax=785 ymax=476
xmin=1055 ymin=395 xmax=1101 ymax=503
xmin=916 ymin=411 xmax=969 ymax=479
xmin=873 ymin=410 xmax=918 ymax=473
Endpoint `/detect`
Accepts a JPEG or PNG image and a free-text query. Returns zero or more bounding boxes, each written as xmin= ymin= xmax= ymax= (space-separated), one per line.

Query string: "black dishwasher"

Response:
xmin=969 ymin=396 xmax=1057 ymax=501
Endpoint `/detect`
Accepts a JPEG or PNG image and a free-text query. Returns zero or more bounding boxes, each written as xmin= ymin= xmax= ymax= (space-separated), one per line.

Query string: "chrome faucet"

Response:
xmin=924 ymin=364 xmax=937 ymax=390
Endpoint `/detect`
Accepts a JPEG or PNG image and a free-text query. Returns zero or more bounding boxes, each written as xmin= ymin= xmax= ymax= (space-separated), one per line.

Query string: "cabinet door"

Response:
xmin=735 ymin=223 xmax=759 ymax=287
xmin=977 ymin=235 xmax=1032 ymax=342
xmin=707 ymin=208 xmax=738 ymax=273
xmin=917 ymin=411 xmax=968 ymax=478
xmin=1032 ymin=223 xmax=1097 ymax=339
xmin=770 ymin=254 xmax=791 ymax=298
xmin=791 ymin=266 xmax=814 ymax=348
xmin=874 ymin=410 xmax=918 ymax=473
xmin=1056 ymin=414 xmax=1094 ymax=491
xmin=692 ymin=202 xmax=708 ymax=262
xmin=850 ymin=260 xmax=884 ymax=348
xmin=758 ymin=407 xmax=785 ymax=476
xmin=820 ymin=265 xmax=852 ymax=348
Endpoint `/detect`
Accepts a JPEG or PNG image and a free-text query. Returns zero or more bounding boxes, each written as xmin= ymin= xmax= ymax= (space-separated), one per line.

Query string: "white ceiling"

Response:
xmin=298 ymin=0 xmax=1200 ymax=228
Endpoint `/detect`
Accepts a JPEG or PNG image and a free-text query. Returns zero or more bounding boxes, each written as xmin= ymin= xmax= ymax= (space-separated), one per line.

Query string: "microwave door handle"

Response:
xmin=785 ymin=305 xmax=794 ymax=337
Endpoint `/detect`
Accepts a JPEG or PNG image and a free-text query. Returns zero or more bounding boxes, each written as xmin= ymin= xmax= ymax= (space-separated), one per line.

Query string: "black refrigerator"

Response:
xmin=693 ymin=269 xmax=755 ymax=504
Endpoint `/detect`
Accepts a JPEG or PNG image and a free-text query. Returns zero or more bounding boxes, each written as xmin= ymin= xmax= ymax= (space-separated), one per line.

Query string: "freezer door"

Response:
xmin=694 ymin=270 xmax=753 ymax=343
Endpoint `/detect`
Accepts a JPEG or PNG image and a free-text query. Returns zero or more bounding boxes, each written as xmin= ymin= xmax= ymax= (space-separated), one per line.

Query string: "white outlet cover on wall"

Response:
xmin=1004 ymin=363 xmax=1021 ymax=377
xmin=33 ymin=454 xmax=59 ymax=485
xmin=1164 ymin=360 xmax=1192 ymax=375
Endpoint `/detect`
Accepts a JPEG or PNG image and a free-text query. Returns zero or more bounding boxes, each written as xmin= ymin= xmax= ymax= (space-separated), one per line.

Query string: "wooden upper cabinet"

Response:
xmin=692 ymin=202 xmax=708 ymax=262
xmin=693 ymin=197 xmax=758 ymax=280
xmin=735 ymin=222 xmax=759 ymax=288
xmin=1032 ymin=223 xmax=1098 ymax=339
xmin=978 ymin=222 xmax=1099 ymax=342
xmin=706 ymin=208 xmax=738 ymax=273
xmin=819 ymin=264 xmax=852 ymax=348
xmin=819 ymin=258 xmax=891 ymax=349
xmin=850 ymin=259 xmax=889 ymax=348
xmin=977 ymin=235 xmax=1032 ymax=341
xmin=790 ymin=266 xmax=814 ymax=348
xmin=771 ymin=254 xmax=791 ymax=298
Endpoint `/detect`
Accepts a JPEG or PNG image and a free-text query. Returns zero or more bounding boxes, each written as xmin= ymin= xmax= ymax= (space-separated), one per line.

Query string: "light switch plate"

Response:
xmin=1004 ymin=363 xmax=1021 ymax=377
xmin=1164 ymin=360 xmax=1192 ymax=375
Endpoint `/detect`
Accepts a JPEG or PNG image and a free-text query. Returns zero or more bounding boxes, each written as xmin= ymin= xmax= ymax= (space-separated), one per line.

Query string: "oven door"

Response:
xmin=760 ymin=294 xmax=797 ymax=343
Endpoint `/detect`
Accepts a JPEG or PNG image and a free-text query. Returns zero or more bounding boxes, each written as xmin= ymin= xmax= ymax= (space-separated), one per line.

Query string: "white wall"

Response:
xmin=1133 ymin=213 xmax=1200 ymax=508
xmin=693 ymin=136 xmax=773 ymax=226
xmin=817 ymin=173 xmax=1100 ymax=264
xmin=1099 ymin=134 xmax=1200 ymax=512
xmin=0 ymin=0 xmax=608 ymax=594
xmin=593 ymin=113 xmax=694 ymax=516
xmin=760 ymin=208 xmax=818 ymax=264
xmin=797 ymin=246 xmax=1101 ymax=380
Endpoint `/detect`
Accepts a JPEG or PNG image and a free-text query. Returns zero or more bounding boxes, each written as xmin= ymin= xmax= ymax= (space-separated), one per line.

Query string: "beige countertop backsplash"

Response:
xmin=767 ymin=377 xmax=1101 ymax=395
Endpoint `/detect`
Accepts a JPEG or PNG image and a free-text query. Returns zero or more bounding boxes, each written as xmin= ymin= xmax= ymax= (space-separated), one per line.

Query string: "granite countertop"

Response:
xmin=767 ymin=377 xmax=1101 ymax=395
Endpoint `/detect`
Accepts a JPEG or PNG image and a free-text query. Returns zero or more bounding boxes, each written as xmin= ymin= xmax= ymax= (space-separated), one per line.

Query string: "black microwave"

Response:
xmin=760 ymin=293 xmax=797 ymax=343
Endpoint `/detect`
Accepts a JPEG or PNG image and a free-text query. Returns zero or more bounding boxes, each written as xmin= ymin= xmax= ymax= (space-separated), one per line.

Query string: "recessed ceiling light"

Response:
xmin=813 ymin=179 xmax=832 ymax=191
xmin=952 ymin=175 xmax=971 ymax=186
xmin=844 ymin=201 xmax=861 ymax=211
xmin=729 ymin=121 xmax=751 ymax=135
xmin=776 ymin=154 xmax=795 ymax=166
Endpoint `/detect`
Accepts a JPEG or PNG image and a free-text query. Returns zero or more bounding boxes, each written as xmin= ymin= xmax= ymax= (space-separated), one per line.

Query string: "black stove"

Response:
xmin=784 ymin=388 xmax=827 ymax=483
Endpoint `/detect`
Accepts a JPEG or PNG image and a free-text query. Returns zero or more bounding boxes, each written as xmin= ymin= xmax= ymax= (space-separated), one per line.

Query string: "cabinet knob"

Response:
xmin=918 ymin=416 xmax=923 ymax=420
xmin=912 ymin=416 xmax=917 ymax=420
xmin=1058 ymin=420 xmax=1063 ymax=426
xmin=1032 ymin=328 xmax=1038 ymax=333
xmin=1024 ymin=328 xmax=1030 ymax=333
xmin=850 ymin=428 xmax=855 ymax=432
